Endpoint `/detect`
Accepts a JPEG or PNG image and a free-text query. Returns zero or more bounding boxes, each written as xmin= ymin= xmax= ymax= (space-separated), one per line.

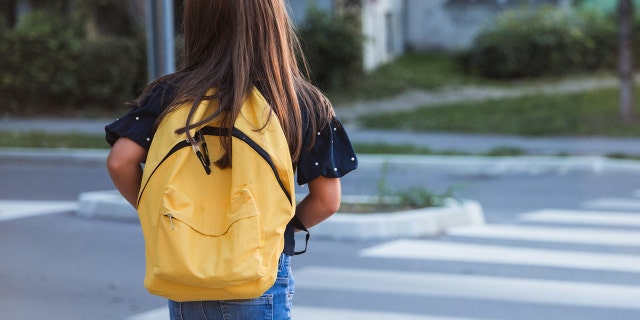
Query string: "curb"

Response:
xmin=76 ymin=190 xmax=485 ymax=240
xmin=310 ymin=199 xmax=485 ymax=241
xmin=77 ymin=190 xmax=137 ymax=221
xmin=355 ymin=154 xmax=640 ymax=175
xmin=0 ymin=148 xmax=108 ymax=165
xmin=3 ymin=148 xmax=640 ymax=174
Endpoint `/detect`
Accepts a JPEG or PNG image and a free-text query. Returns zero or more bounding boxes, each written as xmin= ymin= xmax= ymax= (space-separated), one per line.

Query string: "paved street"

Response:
xmin=4 ymin=32 xmax=640 ymax=320
xmin=2 ymin=156 xmax=640 ymax=319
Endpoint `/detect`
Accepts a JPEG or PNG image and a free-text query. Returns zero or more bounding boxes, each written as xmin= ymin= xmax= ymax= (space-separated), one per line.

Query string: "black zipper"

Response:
xmin=137 ymin=126 xmax=292 ymax=206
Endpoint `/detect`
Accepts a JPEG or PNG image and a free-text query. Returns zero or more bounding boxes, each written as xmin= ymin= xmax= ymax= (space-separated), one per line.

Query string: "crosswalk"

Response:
xmin=125 ymin=195 xmax=640 ymax=320
xmin=0 ymin=200 xmax=76 ymax=221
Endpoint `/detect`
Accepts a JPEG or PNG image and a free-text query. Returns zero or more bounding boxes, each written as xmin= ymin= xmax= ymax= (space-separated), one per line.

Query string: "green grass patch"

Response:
xmin=358 ymin=86 xmax=640 ymax=136
xmin=0 ymin=131 xmax=109 ymax=149
xmin=605 ymin=152 xmax=640 ymax=160
xmin=353 ymin=142 xmax=527 ymax=156
xmin=326 ymin=53 xmax=492 ymax=103
xmin=352 ymin=142 xmax=434 ymax=155
xmin=484 ymin=146 xmax=527 ymax=156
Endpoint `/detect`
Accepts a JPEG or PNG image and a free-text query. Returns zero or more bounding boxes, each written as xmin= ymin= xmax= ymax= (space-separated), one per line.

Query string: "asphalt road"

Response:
xmin=2 ymin=158 xmax=640 ymax=319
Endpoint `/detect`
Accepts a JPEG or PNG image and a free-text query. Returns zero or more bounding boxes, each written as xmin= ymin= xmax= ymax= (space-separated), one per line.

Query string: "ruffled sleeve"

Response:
xmin=105 ymin=83 xmax=175 ymax=150
xmin=296 ymin=118 xmax=358 ymax=185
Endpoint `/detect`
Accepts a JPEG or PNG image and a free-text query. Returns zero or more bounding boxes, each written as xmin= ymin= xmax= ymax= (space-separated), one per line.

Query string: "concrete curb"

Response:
xmin=77 ymin=190 xmax=137 ymax=221
xmin=76 ymin=190 xmax=485 ymax=240
xmin=4 ymin=148 xmax=640 ymax=174
xmin=309 ymin=199 xmax=485 ymax=241
xmin=0 ymin=148 xmax=108 ymax=165
xmin=355 ymin=154 xmax=640 ymax=175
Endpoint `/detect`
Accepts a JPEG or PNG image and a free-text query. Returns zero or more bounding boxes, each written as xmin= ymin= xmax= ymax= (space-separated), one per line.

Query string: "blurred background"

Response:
xmin=3 ymin=1 xmax=640 ymax=320
xmin=1 ymin=0 xmax=639 ymax=131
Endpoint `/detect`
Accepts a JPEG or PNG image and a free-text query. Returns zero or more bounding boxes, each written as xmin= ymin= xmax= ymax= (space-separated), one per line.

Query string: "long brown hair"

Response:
xmin=136 ymin=0 xmax=333 ymax=168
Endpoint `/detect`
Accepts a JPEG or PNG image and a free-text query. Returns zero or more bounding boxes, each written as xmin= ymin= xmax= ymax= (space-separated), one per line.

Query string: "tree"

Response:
xmin=618 ymin=0 xmax=634 ymax=121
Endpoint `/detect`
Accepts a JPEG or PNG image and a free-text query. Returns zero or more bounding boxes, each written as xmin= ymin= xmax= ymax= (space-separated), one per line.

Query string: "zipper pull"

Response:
xmin=189 ymin=132 xmax=212 ymax=175
xmin=167 ymin=214 xmax=175 ymax=230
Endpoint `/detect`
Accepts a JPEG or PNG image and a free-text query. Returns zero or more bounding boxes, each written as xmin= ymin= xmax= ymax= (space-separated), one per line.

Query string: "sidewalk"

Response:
xmin=3 ymin=116 xmax=640 ymax=156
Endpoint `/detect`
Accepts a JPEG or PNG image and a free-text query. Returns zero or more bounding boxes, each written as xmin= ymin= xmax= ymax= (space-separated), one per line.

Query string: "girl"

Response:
xmin=105 ymin=0 xmax=357 ymax=319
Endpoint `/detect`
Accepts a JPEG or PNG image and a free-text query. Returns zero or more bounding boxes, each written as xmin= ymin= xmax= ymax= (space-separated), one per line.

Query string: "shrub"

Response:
xmin=459 ymin=6 xmax=617 ymax=78
xmin=0 ymin=10 xmax=84 ymax=113
xmin=297 ymin=6 xmax=363 ymax=90
xmin=74 ymin=36 xmax=146 ymax=110
xmin=0 ymin=10 xmax=146 ymax=116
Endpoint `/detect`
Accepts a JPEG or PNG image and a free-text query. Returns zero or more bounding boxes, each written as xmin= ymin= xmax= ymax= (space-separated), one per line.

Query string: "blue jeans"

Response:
xmin=168 ymin=254 xmax=295 ymax=320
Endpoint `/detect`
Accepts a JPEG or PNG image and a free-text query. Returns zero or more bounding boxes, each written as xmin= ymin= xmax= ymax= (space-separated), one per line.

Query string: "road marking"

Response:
xmin=127 ymin=306 xmax=484 ymax=320
xmin=447 ymin=224 xmax=640 ymax=247
xmin=360 ymin=239 xmax=640 ymax=273
xmin=293 ymin=307 xmax=485 ymax=320
xmin=582 ymin=198 xmax=640 ymax=211
xmin=519 ymin=209 xmax=640 ymax=227
xmin=0 ymin=200 xmax=77 ymax=221
xmin=127 ymin=307 xmax=167 ymax=320
xmin=295 ymin=267 xmax=640 ymax=310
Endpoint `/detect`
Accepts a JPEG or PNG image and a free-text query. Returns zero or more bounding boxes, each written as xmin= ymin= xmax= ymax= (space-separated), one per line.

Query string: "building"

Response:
xmin=289 ymin=0 xmax=405 ymax=71
xmin=290 ymin=0 xmax=575 ymax=70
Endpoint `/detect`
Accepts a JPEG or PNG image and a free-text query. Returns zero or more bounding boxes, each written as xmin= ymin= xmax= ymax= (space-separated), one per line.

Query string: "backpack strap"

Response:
xmin=291 ymin=216 xmax=310 ymax=255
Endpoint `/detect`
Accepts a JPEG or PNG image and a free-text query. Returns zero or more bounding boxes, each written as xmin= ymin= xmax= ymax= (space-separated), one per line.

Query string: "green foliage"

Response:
xmin=485 ymin=146 xmax=527 ymax=156
xmin=375 ymin=162 xmax=458 ymax=210
xmin=297 ymin=6 xmax=363 ymax=90
xmin=73 ymin=0 xmax=141 ymax=37
xmin=75 ymin=36 xmax=146 ymax=108
xmin=459 ymin=6 xmax=617 ymax=78
xmin=0 ymin=9 xmax=146 ymax=115
xmin=353 ymin=142 xmax=433 ymax=155
xmin=327 ymin=53 xmax=492 ymax=103
xmin=0 ymin=131 xmax=108 ymax=149
xmin=394 ymin=186 xmax=457 ymax=208
xmin=0 ymin=10 xmax=84 ymax=113
xmin=359 ymin=86 xmax=640 ymax=137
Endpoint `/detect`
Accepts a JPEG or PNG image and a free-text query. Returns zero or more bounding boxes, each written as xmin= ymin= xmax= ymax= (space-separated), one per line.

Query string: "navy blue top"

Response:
xmin=105 ymin=82 xmax=358 ymax=255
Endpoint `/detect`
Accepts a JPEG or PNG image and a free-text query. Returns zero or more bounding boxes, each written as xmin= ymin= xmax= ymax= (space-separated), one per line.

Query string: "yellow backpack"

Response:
xmin=136 ymin=87 xmax=297 ymax=302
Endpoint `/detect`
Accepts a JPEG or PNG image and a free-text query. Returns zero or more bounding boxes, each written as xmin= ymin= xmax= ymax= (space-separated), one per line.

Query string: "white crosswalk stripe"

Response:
xmin=520 ymin=209 xmax=640 ymax=227
xmin=294 ymin=267 xmax=640 ymax=310
xmin=127 ymin=306 xmax=486 ymax=320
xmin=360 ymin=239 xmax=640 ymax=273
xmin=582 ymin=197 xmax=640 ymax=211
xmin=292 ymin=307 xmax=485 ymax=320
xmin=0 ymin=200 xmax=76 ymax=221
xmin=446 ymin=224 xmax=640 ymax=246
xmin=127 ymin=307 xmax=168 ymax=320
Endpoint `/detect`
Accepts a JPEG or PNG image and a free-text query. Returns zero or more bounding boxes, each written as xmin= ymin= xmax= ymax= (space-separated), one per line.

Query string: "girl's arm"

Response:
xmin=295 ymin=176 xmax=341 ymax=229
xmin=106 ymin=137 xmax=148 ymax=208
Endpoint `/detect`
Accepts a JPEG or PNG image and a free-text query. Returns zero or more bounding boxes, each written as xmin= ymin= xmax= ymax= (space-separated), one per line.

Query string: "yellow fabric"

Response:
xmin=136 ymin=88 xmax=295 ymax=301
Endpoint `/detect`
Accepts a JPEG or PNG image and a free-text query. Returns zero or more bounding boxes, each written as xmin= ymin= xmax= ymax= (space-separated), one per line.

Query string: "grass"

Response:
xmin=323 ymin=52 xmax=614 ymax=104
xmin=325 ymin=53 xmax=493 ymax=103
xmin=358 ymin=86 xmax=640 ymax=137
xmin=337 ymin=162 xmax=460 ymax=213
xmin=352 ymin=143 xmax=527 ymax=156
xmin=0 ymin=131 xmax=109 ymax=149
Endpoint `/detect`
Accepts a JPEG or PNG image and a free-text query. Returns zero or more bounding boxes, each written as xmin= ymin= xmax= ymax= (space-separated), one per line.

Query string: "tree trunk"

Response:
xmin=619 ymin=0 xmax=634 ymax=121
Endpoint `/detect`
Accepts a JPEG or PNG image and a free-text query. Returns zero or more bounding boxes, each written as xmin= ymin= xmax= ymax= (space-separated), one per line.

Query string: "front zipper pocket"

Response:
xmin=152 ymin=185 xmax=267 ymax=289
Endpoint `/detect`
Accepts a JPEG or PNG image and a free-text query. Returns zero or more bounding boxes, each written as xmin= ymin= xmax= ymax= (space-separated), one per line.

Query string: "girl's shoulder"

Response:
xmin=104 ymin=80 xmax=177 ymax=149
xmin=138 ymin=79 xmax=179 ymax=112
